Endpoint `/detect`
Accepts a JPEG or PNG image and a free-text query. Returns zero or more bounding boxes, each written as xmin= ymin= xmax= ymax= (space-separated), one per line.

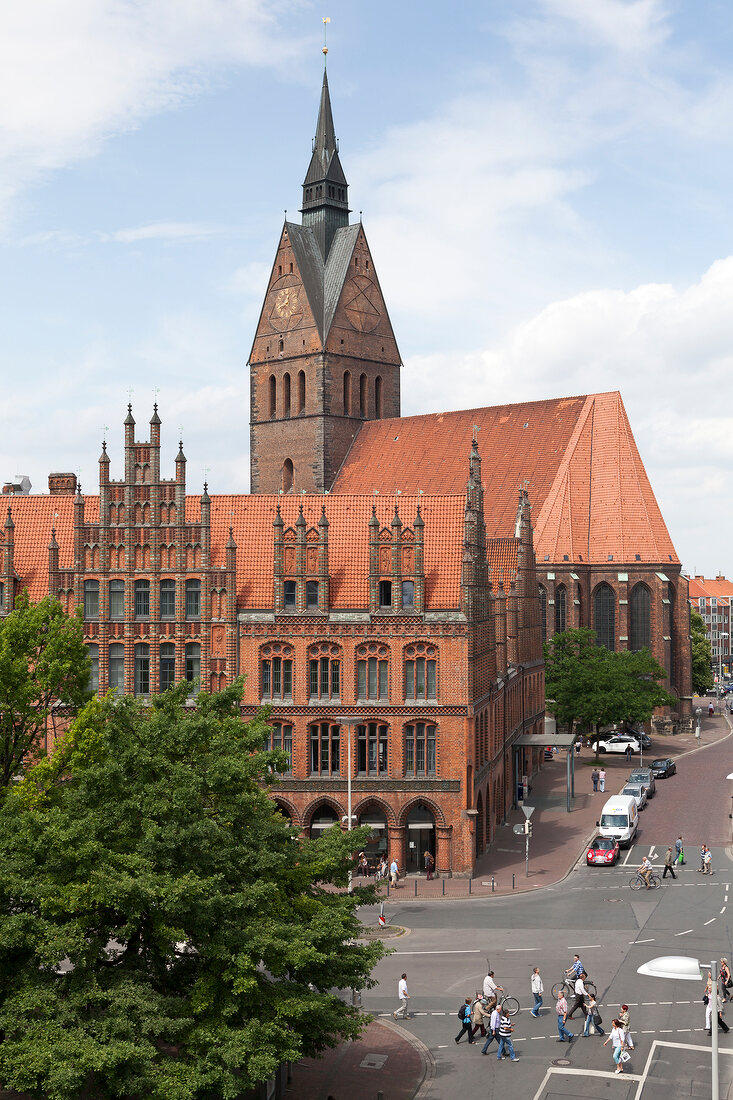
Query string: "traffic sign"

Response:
xmin=522 ymin=804 xmax=535 ymax=820
xmin=513 ymin=823 xmax=525 ymax=835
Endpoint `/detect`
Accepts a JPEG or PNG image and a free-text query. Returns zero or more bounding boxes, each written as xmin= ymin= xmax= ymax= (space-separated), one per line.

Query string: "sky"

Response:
xmin=1 ymin=0 xmax=732 ymax=578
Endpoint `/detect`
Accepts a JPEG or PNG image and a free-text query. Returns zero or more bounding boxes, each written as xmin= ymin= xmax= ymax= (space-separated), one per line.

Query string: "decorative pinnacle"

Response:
xmin=322 ymin=15 xmax=330 ymax=60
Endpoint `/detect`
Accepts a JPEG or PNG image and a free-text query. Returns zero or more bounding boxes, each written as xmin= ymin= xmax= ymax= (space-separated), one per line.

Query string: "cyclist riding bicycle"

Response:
xmin=482 ymin=970 xmax=504 ymax=1010
xmin=638 ymin=855 xmax=654 ymax=889
xmin=565 ymin=954 xmax=585 ymax=984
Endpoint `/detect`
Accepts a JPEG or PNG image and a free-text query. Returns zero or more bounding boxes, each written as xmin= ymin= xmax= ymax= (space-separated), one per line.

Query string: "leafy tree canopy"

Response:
xmin=690 ymin=608 xmax=714 ymax=695
xmin=545 ymin=628 xmax=676 ymax=740
xmin=0 ymin=681 xmax=384 ymax=1100
xmin=0 ymin=591 xmax=90 ymax=789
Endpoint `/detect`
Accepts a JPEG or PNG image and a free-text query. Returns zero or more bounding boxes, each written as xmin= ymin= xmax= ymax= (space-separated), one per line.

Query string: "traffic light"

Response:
xmin=525 ymin=820 xmax=533 ymax=836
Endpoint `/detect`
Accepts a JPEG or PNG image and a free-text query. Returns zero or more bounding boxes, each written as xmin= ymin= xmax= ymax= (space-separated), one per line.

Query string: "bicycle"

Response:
xmin=551 ymin=975 xmax=598 ymax=1000
xmin=628 ymin=870 xmax=661 ymax=890
xmin=475 ymin=990 xmax=521 ymax=1017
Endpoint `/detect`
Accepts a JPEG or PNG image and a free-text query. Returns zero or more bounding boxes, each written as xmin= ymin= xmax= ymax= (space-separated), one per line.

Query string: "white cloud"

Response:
xmin=0 ymin=0 xmax=301 ymax=222
xmin=106 ymin=222 xmax=223 ymax=244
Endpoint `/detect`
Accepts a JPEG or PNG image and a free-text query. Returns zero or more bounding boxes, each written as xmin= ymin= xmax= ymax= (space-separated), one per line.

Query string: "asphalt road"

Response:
xmin=358 ymin=728 xmax=733 ymax=1098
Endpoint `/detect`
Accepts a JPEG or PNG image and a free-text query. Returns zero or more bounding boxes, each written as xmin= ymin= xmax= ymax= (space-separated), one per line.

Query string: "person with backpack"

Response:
xmin=455 ymin=998 xmax=475 ymax=1044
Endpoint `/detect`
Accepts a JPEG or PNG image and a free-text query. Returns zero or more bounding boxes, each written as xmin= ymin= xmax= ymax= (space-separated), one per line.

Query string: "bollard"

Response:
xmin=414 ymin=878 xmax=417 ymax=897
xmin=378 ymin=1092 xmax=384 ymax=1100
xmin=442 ymin=878 xmax=445 ymax=896
xmin=491 ymin=876 xmax=495 ymax=892
xmin=512 ymin=873 xmax=515 ymax=889
xmin=469 ymin=877 xmax=472 ymax=895
xmin=386 ymin=879 xmax=389 ymax=898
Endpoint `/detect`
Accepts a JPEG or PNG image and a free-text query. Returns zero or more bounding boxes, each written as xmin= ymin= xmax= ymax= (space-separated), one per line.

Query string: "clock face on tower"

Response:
xmin=343 ymin=274 xmax=381 ymax=332
xmin=269 ymin=276 xmax=304 ymax=332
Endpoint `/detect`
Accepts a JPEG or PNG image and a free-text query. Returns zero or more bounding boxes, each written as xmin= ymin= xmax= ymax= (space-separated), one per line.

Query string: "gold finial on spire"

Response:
xmin=323 ymin=16 xmax=330 ymax=60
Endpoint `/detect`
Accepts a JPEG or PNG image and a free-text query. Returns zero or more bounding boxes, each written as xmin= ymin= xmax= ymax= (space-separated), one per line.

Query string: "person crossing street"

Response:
xmin=662 ymin=846 xmax=677 ymax=879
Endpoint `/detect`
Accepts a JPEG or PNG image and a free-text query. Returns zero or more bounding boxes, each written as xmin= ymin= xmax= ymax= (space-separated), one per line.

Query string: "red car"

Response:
xmin=586 ymin=835 xmax=620 ymax=866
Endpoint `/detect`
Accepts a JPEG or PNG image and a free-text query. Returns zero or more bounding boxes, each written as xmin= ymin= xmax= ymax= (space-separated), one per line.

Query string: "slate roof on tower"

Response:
xmin=332 ymin=391 xmax=679 ymax=566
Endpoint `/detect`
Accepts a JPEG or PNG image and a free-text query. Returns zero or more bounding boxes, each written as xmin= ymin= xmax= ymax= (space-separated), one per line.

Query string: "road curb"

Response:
xmin=380 ymin=1017 xmax=435 ymax=1099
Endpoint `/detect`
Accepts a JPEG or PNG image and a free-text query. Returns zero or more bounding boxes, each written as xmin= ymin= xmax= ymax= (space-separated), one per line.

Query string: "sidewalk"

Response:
xmin=284 ymin=1019 xmax=430 ymax=1100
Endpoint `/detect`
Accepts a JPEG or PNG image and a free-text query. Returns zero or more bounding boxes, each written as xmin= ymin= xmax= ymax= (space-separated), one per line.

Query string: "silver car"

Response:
xmin=628 ymin=767 xmax=655 ymax=798
xmin=621 ymin=783 xmax=647 ymax=811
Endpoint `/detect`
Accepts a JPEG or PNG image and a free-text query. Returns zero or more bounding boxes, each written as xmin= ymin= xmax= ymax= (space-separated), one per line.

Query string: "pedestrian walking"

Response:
xmin=599 ymin=768 xmax=606 ymax=793
xmin=389 ymin=856 xmax=399 ymax=887
xmin=582 ymin=993 xmax=604 ymax=1036
xmin=555 ymin=992 xmax=575 ymax=1042
xmin=604 ymin=1019 xmax=628 ymax=1074
xmin=566 ymin=971 xmax=589 ymax=1020
xmin=675 ymin=835 xmax=684 ymax=865
xmin=471 ymin=996 xmax=491 ymax=1037
xmin=703 ymin=847 xmax=713 ymax=875
xmin=709 ymin=701 xmax=714 ymax=717
xmin=618 ymin=1005 xmax=634 ymax=1048
xmin=481 ymin=1005 xmax=502 ymax=1054
xmin=496 ymin=1011 xmax=518 ymax=1061
xmin=393 ymin=972 xmax=409 ymax=1019
xmin=530 ymin=967 xmax=544 ymax=1017
xmin=423 ymin=850 xmax=434 ymax=880
xmin=455 ymin=998 xmax=475 ymax=1044
xmin=591 ymin=767 xmax=599 ymax=792
xmin=721 ymin=959 xmax=732 ymax=1003
xmin=662 ymin=846 xmax=677 ymax=880
xmin=703 ymin=972 xmax=729 ymax=1033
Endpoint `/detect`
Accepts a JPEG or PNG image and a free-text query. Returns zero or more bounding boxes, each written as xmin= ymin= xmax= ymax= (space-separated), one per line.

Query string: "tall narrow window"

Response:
xmin=629 ymin=583 xmax=651 ymax=652
xmin=538 ymin=584 xmax=547 ymax=640
xmin=160 ymin=642 xmax=175 ymax=692
xmin=282 ymin=459 xmax=293 ymax=493
xmin=593 ymin=583 xmax=616 ymax=650
xmin=343 ymin=370 xmax=351 ymax=415
xmin=84 ymin=579 xmax=99 ymax=620
xmin=283 ymin=373 xmax=291 ymax=418
xmin=134 ymin=579 xmax=150 ymax=619
xmin=357 ymin=723 xmax=389 ymax=776
xmin=265 ymin=722 xmax=293 ymax=774
xmin=160 ymin=578 xmax=175 ymax=619
xmin=404 ymin=723 xmax=437 ymax=776
xmin=262 ymin=653 xmax=293 ymax=699
xmin=87 ymin=643 xmax=99 ymax=693
xmin=269 ymin=374 xmax=277 ymax=417
xmin=379 ymin=580 xmax=392 ymax=609
xmin=309 ymin=653 xmax=340 ymax=699
xmin=375 ymin=375 xmax=383 ymax=419
xmin=306 ymin=580 xmax=319 ymax=609
xmin=134 ymin=643 xmax=150 ymax=695
xmin=405 ymin=647 xmax=437 ymax=700
xmin=283 ymin=579 xmax=296 ymax=607
xmin=185 ymin=579 xmax=200 ymax=620
xmin=401 ymin=580 xmax=415 ymax=609
xmin=297 ymin=370 xmax=305 ymax=414
xmin=357 ymin=653 xmax=389 ymax=700
xmin=109 ymin=578 xmax=124 ymax=620
xmin=108 ymin=643 xmax=124 ymax=693
xmin=359 ymin=373 xmax=367 ymax=418
xmin=554 ymin=585 xmax=567 ymax=634
xmin=185 ymin=642 xmax=201 ymax=688
xmin=309 ymin=722 xmax=340 ymax=775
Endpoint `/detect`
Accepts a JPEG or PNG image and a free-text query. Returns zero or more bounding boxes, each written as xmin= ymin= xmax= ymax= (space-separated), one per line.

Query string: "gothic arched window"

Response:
xmin=269 ymin=375 xmax=276 ymax=418
xmin=282 ymin=459 xmax=293 ymax=494
xmin=297 ymin=370 xmax=306 ymax=415
xmin=359 ymin=373 xmax=367 ymax=418
xmin=555 ymin=585 xmax=567 ymax=634
xmin=538 ymin=584 xmax=547 ymax=640
xmin=629 ymin=583 xmax=651 ymax=652
xmin=283 ymin=373 xmax=291 ymax=418
xmin=375 ymin=375 xmax=383 ymax=419
xmin=593 ymin=583 xmax=616 ymax=651
xmin=343 ymin=370 xmax=351 ymax=415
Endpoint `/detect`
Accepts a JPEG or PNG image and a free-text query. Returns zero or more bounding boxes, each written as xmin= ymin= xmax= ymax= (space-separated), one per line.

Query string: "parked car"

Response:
xmin=586 ymin=834 xmax=620 ymax=866
xmin=628 ymin=767 xmax=656 ymax=798
xmin=622 ymin=724 xmax=652 ymax=748
xmin=650 ymin=756 xmax=676 ymax=778
xmin=595 ymin=735 xmax=641 ymax=755
xmin=621 ymin=782 xmax=648 ymax=811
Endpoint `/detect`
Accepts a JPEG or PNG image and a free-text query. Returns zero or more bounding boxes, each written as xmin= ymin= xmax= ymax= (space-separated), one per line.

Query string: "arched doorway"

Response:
xmin=309 ymin=804 xmax=339 ymax=838
xmin=476 ymin=792 xmax=484 ymax=858
xmin=273 ymin=800 xmax=293 ymax=826
xmin=405 ymin=802 xmax=436 ymax=872
xmin=357 ymin=806 xmax=388 ymax=866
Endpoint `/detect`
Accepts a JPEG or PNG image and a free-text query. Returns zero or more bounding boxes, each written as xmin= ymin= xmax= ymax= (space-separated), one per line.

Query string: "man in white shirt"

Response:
xmin=638 ymin=855 xmax=653 ymax=888
xmin=390 ymin=858 xmax=399 ymax=888
xmin=482 ymin=970 xmax=503 ymax=1009
xmin=481 ymin=1005 xmax=502 ymax=1054
xmin=530 ymin=966 xmax=544 ymax=1017
xmin=393 ymin=972 xmax=409 ymax=1018
xmin=566 ymin=972 xmax=588 ymax=1020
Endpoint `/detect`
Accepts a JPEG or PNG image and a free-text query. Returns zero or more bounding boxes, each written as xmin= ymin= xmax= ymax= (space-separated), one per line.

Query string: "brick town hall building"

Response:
xmin=0 ymin=72 xmax=691 ymax=875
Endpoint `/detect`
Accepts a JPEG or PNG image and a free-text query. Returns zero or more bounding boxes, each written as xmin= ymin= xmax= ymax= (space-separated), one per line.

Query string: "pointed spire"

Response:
xmin=414 ymin=502 xmax=424 ymax=528
xmin=150 ymin=403 xmax=161 ymax=426
xmin=319 ymin=503 xmax=329 ymax=528
xmin=296 ymin=503 xmax=306 ymax=527
xmin=4 ymin=505 xmax=13 ymax=530
xmin=176 ymin=440 xmax=186 ymax=464
xmin=273 ymin=503 xmax=284 ymax=529
xmin=369 ymin=504 xmax=379 ymax=527
xmin=301 ymin=69 xmax=350 ymax=259
xmin=49 ymin=527 xmax=58 ymax=550
xmin=201 ymin=482 xmax=210 ymax=504
xmin=226 ymin=525 xmax=237 ymax=550
xmin=99 ymin=439 xmax=109 ymax=464
xmin=392 ymin=504 xmax=402 ymax=528
xmin=124 ymin=403 xmax=135 ymax=427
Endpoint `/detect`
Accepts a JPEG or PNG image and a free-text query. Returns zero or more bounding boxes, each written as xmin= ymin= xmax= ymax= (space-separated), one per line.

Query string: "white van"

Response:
xmin=596 ymin=794 xmax=638 ymax=847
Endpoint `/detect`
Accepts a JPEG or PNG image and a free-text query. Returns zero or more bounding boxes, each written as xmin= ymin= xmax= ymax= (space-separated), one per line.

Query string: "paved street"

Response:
xmin=352 ymin=717 xmax=733 ymax=1099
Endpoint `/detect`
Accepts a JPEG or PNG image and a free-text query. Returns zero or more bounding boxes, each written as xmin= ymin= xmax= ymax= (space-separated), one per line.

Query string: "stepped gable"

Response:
xmin=332 ymin=392 xmax=678 ymax=565
xmin=2 ymin=495 xmax=99 ymax=602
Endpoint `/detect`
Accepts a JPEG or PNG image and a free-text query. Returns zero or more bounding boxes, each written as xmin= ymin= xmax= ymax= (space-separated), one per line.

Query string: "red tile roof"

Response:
xmin=4 ymin=494 xmax=467 ymax=610
xmin=487 ymin=539 xmax=518 ymax=591
xmin=688 ymin=576 xmax=733 ymax=603
xmin=332 ymin=392 xmax=679 ymax=565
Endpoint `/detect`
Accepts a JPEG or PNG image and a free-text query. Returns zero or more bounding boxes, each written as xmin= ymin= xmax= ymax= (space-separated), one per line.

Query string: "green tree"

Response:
xmin=690 ymin=608 xmax=714 ymax=695
xmin=545 ymin=628 xmax=676 ymax=752
xmin=0 ymin=591 xmax=90 ymax=789
xmin=0 ymin=682 xmax=384 ymax=1100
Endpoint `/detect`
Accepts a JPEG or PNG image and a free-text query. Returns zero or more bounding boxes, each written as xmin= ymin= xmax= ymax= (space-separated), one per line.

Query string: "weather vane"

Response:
xmin=323 ymin=16 xmax=330 ymax=60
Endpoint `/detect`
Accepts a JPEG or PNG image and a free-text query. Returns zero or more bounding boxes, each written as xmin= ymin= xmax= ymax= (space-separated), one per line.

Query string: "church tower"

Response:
xmin=249 ymin=68 xmax=402 ymax=494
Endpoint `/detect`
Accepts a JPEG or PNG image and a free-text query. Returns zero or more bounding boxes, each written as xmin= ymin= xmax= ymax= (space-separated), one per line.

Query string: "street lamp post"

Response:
xmin=638 ymin=956 xmax=719 ymax=1100
xmin=719 ymin=634 xmax=729 ymax=712
xmin=336 ymin=716 xmax=357 ymax=893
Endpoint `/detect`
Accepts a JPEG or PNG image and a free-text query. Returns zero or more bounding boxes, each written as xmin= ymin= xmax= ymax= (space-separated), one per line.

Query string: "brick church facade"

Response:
xmin=0 ymin=70 xmax=690 ymax=874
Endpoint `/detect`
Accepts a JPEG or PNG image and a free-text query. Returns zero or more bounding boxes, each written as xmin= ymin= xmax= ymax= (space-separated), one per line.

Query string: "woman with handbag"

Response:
xmin=582 ymin=993 xmax=604 ymax=1036
xmin=603 ymin=1019 xmax=628 ymax=1074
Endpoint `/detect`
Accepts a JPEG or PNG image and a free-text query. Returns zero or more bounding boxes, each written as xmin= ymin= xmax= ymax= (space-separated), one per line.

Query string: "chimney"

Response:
xmin=3 ymin=475 xmax=31 ymax=495
xmin=49 ymin=473 xmax=77 ymax=496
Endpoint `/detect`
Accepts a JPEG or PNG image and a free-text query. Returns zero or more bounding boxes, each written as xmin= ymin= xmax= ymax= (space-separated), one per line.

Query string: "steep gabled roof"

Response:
xmin=332 ymin=392 xmax=679 ymax=565
xmin=281 ymin=220 xmax=361 ymax=344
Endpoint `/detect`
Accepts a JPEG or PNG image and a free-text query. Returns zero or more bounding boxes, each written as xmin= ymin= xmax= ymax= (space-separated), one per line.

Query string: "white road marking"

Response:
xmin=641 ymin=1001 xmax=657 ymax=1005
xmin=623 ymin=846 xmax=635 ymax=865
xmin=649 ymin=846 xmax=656 ymax=858
xmin=705 ymin=918 xmax=717 ymax=925
xmin=393 ymin=949 xmax=482 ymax=955
xmin=675 ymin=929 xmax=694 ymax=936
xmin=722 ymin=907 xmax=727 ymax=914
xmin=630 ymin=938 xmax=655 ymax=944
xmin=505 ymin=947 xmax=538 ymax=952
xmin=567 ymin=944 xmax=602 ymax=949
